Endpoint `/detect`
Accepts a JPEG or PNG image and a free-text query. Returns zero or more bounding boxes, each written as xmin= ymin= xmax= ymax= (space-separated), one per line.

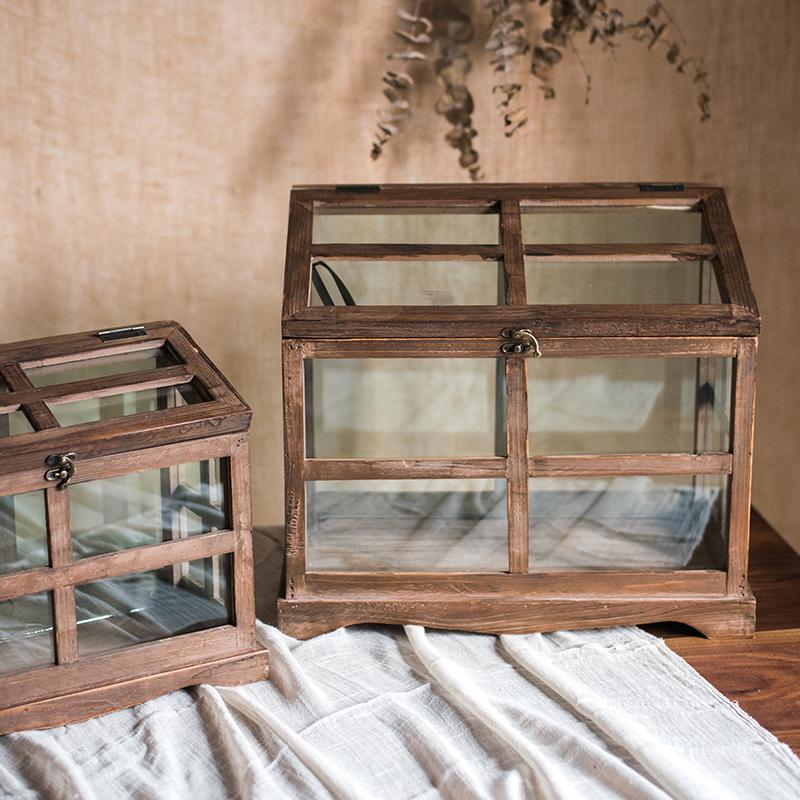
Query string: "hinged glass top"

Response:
xmin=0 ymin=321 xmax=250 ymax=472
xmin=283 ymin=184 xmax=759 ymax=338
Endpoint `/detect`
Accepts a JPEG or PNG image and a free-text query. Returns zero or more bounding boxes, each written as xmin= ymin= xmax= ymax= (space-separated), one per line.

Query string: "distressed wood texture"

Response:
xmin=280 ymin=183 xmax=759 ymax=640
xmin=0 ymin=322 xmax=267 ymax=734
xmin=278 ymin=593 xmax=755 ymax=639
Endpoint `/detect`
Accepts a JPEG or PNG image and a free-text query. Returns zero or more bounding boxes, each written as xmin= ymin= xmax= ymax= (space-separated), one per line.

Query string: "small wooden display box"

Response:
xmin=278 ymin=183 xmax=759 ymax=639
xmin=0 ymin=321 xmax=267 ymax=733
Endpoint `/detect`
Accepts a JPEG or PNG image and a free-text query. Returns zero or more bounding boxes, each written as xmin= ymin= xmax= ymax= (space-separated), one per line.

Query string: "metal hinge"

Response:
xmin=97 ymin=325 xmax=146 ymax=342
xmin=334 ymin=184 xmax=381 ymax=194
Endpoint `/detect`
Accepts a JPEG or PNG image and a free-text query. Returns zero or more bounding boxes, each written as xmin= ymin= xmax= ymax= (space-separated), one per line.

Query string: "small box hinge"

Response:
xmin=638 ymin=183 xmax=685 ymax=192
xmin=97 ymin=325 xmax=147 ymax=342
xmin=334 ymin=184 xmax=381 ymax=194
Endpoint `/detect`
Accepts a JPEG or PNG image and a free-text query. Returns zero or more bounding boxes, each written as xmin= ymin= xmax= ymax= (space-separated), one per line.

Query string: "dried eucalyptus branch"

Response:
xmin=624 ymin=1 xmax=711 ymax=120
xmin=484 ymin=0 xmax=531 ymax=136
xmin=531 ymin=1 xmax=711 ymax=121
xmin=371 ymin=1 xmax=433 ymax=161
xmin=431 ymin=3 xmax=482 ymax=180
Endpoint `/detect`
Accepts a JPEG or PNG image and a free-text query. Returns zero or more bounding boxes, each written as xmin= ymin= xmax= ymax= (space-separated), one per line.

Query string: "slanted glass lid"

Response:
xmin=283 ymin=184 xmax=757 ymax=338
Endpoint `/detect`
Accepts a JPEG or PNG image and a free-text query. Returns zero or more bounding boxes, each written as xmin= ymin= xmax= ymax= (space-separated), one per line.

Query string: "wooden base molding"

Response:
xmin=0 ymin=648 xmax=268 ymax=735
xmin=278 ymin=589 xmax=756 ymax=640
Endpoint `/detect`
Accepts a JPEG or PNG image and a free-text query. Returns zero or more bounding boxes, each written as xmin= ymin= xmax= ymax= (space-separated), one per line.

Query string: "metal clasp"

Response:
xmin=500 ymin=328 xmax=542 ymax=357
xmin=45 ymin=453 xmax=77 ymax=489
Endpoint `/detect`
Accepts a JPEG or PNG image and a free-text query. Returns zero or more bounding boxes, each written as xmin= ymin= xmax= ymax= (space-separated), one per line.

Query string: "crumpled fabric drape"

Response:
xmin=1 ymin=621 xmax=799 ymax=800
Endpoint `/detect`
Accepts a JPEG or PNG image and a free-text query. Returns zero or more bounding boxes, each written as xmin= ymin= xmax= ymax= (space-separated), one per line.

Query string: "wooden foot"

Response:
xmin=278 ymin=592 xmax=756 ymax=640
xmin=0 ymin=648 xmax=269 ymax=735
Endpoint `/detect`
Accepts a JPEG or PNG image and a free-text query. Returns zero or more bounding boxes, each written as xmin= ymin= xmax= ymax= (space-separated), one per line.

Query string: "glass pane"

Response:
xmin=0 ymin=376 xmax=8 ymax=393
xmin=313 ymin=212 xmax=499 ymax=244
xmin=26 ymin=346 xmax=179 ymax=388
xmin=0 ymin=490 xmax=48 ymax=575
xmin=528 ymin=357 xmax=732 ymax=454
xmin=307 ymin=359 xmax=505 ymax=458
xmin=529 ymin=475 xmax=728 ymax=571
xmin=70 ymin=459 xmax=228 ymax=559
xmin=76 ymin=554 xmax=233 ymax=657
xmin=0 ymin=409 xmax=34 ymax=438
xmin=307 ymin=479 xmax=508 ymax=572
xmin=521 ymin=207 xmax=704 ymax=243
xmin=525 ymin=260 xmax=722 ymax=304
xmin=0 ymin=592 xmax=55 ymax=674
xmin=310 ymin=260 xmax=503 ymax=306
xmin=48 ymin=381 xmax=204 ymax=427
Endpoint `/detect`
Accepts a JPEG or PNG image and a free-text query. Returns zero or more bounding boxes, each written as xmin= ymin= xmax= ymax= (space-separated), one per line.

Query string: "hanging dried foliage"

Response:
xmin=485 ymin=0 xmax=531 ymax=136
xmin=371 ymin=2 xmax=433 ymax=161
xmin=370 ymin=0 xmax=711 ymax=180
xmin=431 ymin=2 xmax=482 ymax=181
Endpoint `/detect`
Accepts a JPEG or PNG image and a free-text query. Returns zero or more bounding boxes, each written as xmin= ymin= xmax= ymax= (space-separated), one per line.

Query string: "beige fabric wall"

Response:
xmin=2 ymin=1 xmax=798 ymax=548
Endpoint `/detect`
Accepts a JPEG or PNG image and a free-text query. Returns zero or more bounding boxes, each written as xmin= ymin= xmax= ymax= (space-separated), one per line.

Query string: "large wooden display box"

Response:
xmin=0 ymin=321 xmax=267 ymax=733
xmin=278 ymin=183 xmax=759 ymax=639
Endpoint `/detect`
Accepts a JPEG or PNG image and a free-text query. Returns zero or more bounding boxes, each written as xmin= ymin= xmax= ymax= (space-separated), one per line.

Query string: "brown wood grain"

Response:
xmin=0 ymin=648 xmax=268 ymax=735
xmin=284 ymin=303 xmax=759 ymax=339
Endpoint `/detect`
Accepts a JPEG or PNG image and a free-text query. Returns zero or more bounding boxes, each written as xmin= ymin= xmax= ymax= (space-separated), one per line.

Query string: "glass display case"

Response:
xmin=279 ymin=183 xmax=759 ymax=639
xmin=0 ymin=321 xmax=267 ymax=733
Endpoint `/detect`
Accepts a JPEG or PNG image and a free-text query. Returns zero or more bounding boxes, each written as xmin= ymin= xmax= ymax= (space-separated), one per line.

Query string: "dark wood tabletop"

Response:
xmin=657 ymin=510 xmax=800 ymax=754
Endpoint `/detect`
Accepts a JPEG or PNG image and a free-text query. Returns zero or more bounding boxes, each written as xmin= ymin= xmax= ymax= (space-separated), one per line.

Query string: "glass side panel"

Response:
xmin=529 ymin=475 xmax=728 ymax=571
xmin=26 ymin=346 xmax=180 ymax=388
xmin=48 ymin=381 xmax=205 ymax=427
xmin=307 ymin=479 xmax=508 ymax=572
xmin=522 ymin=207 xmax=704 ymax=243
xmin=0 ymin=490 xmax=48 ymax=576
xmin=0 ymin=409 xmax=34 ymax=438
xmin=0 ymin=592 xmax=55 ymax=674
xmin=0 ymin=376 xmax=8 ymax=393
xmin=307 ymin=358 xmax=505 ymax=458
xmin=528 ymin=357 xmax=732 ymax=455
xmin=76 ymin=554 xmax=233 ymax=657
xmin=525 ymin=260 xmax=722 ymax=304
xmin=310 ymin=260 xmax=503 ymax=306
xmin=70 ymin=459 xmax=228 ymax=560
xmin=312 ymin=212 xmax=499 ymax=244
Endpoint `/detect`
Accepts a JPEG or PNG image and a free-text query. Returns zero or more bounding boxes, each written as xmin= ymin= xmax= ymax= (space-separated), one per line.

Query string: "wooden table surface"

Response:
xmin=653 ymin=510 xmax=800 ymax=754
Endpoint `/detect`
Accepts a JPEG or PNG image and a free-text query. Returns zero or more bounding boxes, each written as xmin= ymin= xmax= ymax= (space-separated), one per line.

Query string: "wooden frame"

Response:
xmin=278 ymin=183 xmax=759 ymax=640
xmin=0 ymin=321 xmax=267 ymax=733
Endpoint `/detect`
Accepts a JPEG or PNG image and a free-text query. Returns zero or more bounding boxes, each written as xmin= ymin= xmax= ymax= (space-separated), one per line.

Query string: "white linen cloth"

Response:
xmin=1 ymin=527 xmax=799 ymax=800
xmin=2 ymin=622 xmax=800 ymax=800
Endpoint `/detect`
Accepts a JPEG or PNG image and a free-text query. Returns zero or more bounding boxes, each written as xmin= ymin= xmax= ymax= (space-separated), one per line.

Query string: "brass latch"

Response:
xmin=500 ymin=328 xmax=542 ymax=357
xmin=45 ymin=453 xmax=77 ymax=489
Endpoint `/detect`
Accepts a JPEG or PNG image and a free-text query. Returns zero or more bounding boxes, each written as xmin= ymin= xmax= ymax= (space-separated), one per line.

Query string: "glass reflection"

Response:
xmin=70 ymin=459 xmax=228 ymax=560
xmin=528 ymin=357 xmax=732 ymax=455
xmin=307 ymin=479 xmax=508 ymax=572
xmin=76 ymin=555 xmax=232 ymax=657
xmin=0 ymin=490 xmax=48 ymax=575
xmin=26 ymin=346 xmax=179 ymax=388
xmin=48 ymin=381 xmax=204 ymax=427
xmin=528 ymin=475 xmax=728 ymax=571
xmin=0 ymin=592 xmax=55 ymax=674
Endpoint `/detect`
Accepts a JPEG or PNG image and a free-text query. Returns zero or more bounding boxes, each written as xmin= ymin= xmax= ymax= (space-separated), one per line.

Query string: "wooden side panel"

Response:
xmin=229 ymin=436 xmax=257 ymax=650
xmin=283 ymin=340 xmax=306 ymax=596
xmin=727 ymin=339 xmax=758 ymax=594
